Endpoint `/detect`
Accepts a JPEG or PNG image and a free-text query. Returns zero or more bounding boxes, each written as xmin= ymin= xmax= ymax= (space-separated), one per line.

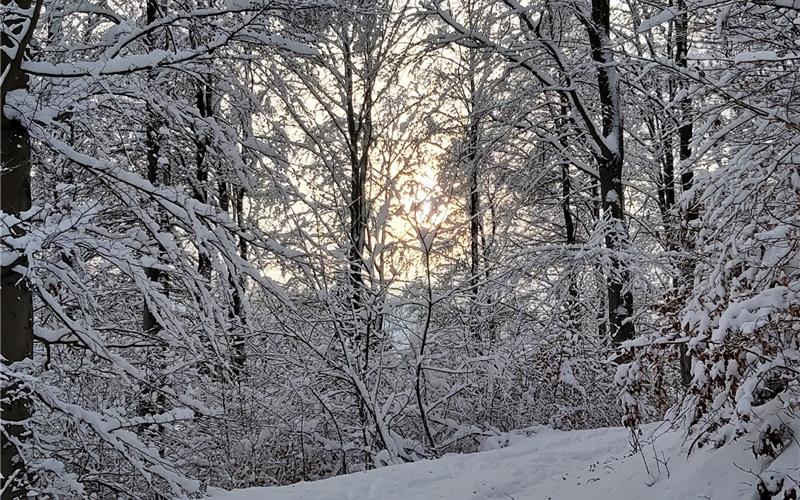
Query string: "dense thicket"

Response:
xmin=1 ymin=0 xmax=798 ymax=498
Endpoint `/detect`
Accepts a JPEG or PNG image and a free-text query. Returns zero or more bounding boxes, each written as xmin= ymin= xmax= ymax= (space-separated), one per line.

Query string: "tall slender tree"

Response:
xmin=1 ymin=1 xmax=41 ymax=496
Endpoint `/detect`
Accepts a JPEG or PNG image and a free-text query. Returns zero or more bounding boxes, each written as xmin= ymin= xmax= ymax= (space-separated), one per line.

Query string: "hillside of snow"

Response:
xmin=209 ymin=419 xmax=799 ymax=500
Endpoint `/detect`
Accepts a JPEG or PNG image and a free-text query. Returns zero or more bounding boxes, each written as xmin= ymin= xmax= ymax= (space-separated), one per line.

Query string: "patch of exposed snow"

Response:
xmin=209 ymin=420 xmax=799 ymax=500
xmin=734 ymin=51 xmax=780 ymax=63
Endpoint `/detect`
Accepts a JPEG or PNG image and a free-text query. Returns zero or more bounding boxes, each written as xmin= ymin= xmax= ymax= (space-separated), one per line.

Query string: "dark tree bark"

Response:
xmin=587 ymin=0 xmax=635 ymax=344
xmin=142 ymin=123 xmax=163 ymax=336
xmin=343 ymin=32 xmax=371 ymax=347
xmin=218 ymin=180 xmax=229 ymax=212
xmin=561 ymin=167 xmax=576 ymax=247
xmin=231 ymin=186 xmax=248 ymax=370
xmin=216 ymin=178 xmax=248 ymax=372
xmin=556 ymin=101 xmax=580 ymax=328
xmin=337 ymin=21 xmax=397 ymax=464
xmin=192 ymin=72 xmax=221 ymax=376
xmin=467 ymin=96 xmax=483 ymax=346
xmin=652 ymin=108 xmax=675 ymax=232
xmin=1 ymin=1 xmax=42 ymax=496
xmin=544 ymin=9 xmax=582 ymax=335
xmin=139 ymin=0 xmax=167 ymax=423
xmin=675 ymin=0 xmax=695 ymax=386
xmin=660 ymin=2 xmax=677 ymax=226
xmin=342 ymin=32 xmax=375 ymax=461
xmin=194 ymin=76 xmax=213 ymax=278
xmin=590 ymin=180 xmax=607 ymax=338
xmin=141 ymin=0 xmax=163 ymax=340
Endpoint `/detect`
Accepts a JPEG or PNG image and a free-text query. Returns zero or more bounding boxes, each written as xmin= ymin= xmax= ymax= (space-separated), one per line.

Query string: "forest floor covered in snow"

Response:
xmin=209 ymin=419 xmax=799 ymax=500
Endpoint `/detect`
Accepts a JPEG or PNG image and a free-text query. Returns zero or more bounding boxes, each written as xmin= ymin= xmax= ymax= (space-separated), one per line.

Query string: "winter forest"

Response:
xmin=1 ymin=0 xmax=799 ymax=498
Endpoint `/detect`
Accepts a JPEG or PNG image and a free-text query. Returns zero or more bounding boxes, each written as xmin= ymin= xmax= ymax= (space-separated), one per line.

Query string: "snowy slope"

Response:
xmin=209 ymin=421 xmax=799 ymax=500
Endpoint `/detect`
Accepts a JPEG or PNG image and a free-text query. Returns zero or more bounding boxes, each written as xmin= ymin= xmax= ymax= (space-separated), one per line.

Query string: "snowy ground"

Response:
xmin=210 ymin=420 xmax=799 ymax=500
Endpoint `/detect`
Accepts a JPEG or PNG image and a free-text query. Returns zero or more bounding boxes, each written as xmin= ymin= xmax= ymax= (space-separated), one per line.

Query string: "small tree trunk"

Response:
xmin=657 ymin=117 xmax=676 ymax=234
xmin=194 ymin=76 xmax=213 ymax=278
xmin=561 ymin=162 xmax=579 ymax=318
xmin=589 ymin=180 xmax=608 ymax=338
xmin=467 ymin=102 xmax=483 ymax=347
xmin=231 ymin=186 xmax=248 ymax=370
xmin=557 ymin=101 xmax=580 ymax=329
xmin=142 ymin=119 xmax=163 ymax=337
xmin=139 ymin=0 xmax=167 ymax=424
xmin=675 ymin=0 xmax=695 ymax=386
xmin=141 ymin=0 xmax=163 ymax=339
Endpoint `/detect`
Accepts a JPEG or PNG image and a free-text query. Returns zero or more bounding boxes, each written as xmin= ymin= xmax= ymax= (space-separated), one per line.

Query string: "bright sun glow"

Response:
xmin=401 ymin=165 xmax=450 ymax=232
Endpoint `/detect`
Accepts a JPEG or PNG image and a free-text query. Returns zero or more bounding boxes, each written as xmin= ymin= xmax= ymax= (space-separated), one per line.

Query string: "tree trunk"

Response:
xmin=141 ymin=0 xmax=163 ymax=340
xmin=142 ymin=120 xmax=163 ymax=336
xmin=557 ymin=102 xmax=580 ymax=329
xmin=341 ymin=26 xmax=385 ymax=465
xmin=588 ymin=0 xmax=635 ymax=344
xmin=656 ymin=116 xmax=675 ymax=234
xmin=139 ymin=0 xmax=167 ymax=423
xmin=1 ymin=1 xmax=42 ymax=496
xmin=343 ymin=33 xmax=370 ymax=346
xmin=194 ymin=76 xmax=213 ymax=278
xmin=590 ymin=180 xmax=607 ymax=338
xmin=561 ymin=162 xmax=579 ymax=317
xmin=467 ymin=99 xmax=482 ymax=347
xmin=675 ymin=0 xmax=695 ymax=386
xmin=231 ymin=186 xmax=247 ymax=370
xmin=192 ymin=72 xmax=220 ymax=376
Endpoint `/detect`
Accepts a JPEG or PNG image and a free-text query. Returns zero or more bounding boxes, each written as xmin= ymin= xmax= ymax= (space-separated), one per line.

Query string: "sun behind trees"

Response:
xmin=1 ymin=0 xmax=798 ymax=498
